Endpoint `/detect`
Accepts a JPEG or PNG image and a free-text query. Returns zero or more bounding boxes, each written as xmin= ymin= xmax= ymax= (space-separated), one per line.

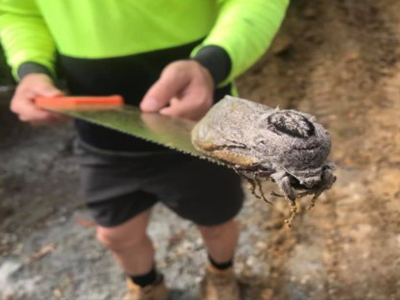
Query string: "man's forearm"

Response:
xmin=0 ymin=1 xmax=56 ymax=81
xmin=191 ymin=0 xmax=290 ymax=85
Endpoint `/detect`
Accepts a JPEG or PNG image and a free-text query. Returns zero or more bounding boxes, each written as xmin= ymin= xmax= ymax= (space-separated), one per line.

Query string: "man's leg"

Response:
xmin=137 ymin=151 xmax=244 ymax=299
xmin=197 ymin=219 xmax=239 ymax=265
xmin=96 ymin=209 xmax=154 ymax=275
xmin=96 ymin=209 xmax=168 ymax=299
xmin=197 ymin=219 xmax=240 ymax=300
xmin=75 ymin=141 xmax=170 ymax=299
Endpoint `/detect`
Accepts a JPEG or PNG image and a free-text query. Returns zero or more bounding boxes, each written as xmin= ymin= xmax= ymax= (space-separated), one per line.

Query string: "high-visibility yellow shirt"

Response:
xmin=0 ymin=0 xmax=289 ymax=83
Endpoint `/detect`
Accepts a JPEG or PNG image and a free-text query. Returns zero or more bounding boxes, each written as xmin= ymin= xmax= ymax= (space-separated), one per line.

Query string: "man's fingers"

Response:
xmin=18 ymin=107 xmax=54 ymax=122
xmin=29 ymin=115 xmax=69 ymax=126
xmin=141 ymin=60 xmax=214 ymax=119
xmin=141 ymin=78 xmax=182 ymax=112
xmin=12 ymin=92 xmax=64 ymax=124
xmin=140 ymin=66 xmax=190 ymax=112
xmin=9 ymin=73 xmax=70 ymax=126
xmin=160 ymin=90 xmax=212 ymax=121
xmin=21 ymin=109 xmax=68 ymax=126
xmin=160 ymin=103 xmax=204 ymax=121
xmin=38 ymin=85 xmax=64 ymax=98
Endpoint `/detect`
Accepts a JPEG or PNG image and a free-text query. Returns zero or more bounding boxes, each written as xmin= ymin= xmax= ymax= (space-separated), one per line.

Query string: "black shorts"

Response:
xmin=75 ymin=140 xmax=244 ymax=228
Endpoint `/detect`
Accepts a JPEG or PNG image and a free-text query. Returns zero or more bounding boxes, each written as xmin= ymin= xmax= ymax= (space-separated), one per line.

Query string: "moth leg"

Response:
xmin=284 ymin=199 xmax=297 ymax=229
xmin=234 ymin=168 xmax=262 ymax=199
xmin=273 ymin=173 xmax=298 ymax=227
xmin=271 ymin=191 xmax=284 ymax=198
xmin=254 ymin=174 xmax=272 ymax=205
xmin=307 ymin=167 xmax=337 ymax=210
xmin=307 ymin=190 xmax=324 ymax=210
xmin=296 ymin=190 xmax=315 ymax=199
xmin=247 ymin=178 xmax=259 ymax=198
xmin=307 ymin=194 xmax=318 ymax=210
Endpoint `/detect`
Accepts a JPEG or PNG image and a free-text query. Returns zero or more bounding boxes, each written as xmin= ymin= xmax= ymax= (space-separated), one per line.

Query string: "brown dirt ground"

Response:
xmin=1 ymin=0 xmax=399 ymax=299
xmin=237 ymin=0 xmax=400 ymax=298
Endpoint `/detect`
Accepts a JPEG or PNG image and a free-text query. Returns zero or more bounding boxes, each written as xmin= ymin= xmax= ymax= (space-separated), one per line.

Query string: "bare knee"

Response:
xmin=96 ymin=226 xmax=147 ymax=253
xmin=96 ymin=209 xmax=152 ymax=252
xmin=198 ymin=220 xmax=237 ymax=240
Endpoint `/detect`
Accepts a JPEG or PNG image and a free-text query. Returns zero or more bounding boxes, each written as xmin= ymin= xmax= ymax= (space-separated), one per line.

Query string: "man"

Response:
xmin=0 ymin=1 xmax=288 ymax=299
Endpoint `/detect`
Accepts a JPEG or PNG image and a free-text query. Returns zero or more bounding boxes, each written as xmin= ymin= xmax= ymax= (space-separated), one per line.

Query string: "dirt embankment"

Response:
xmin=237 ymin=0 xmax=400 ymax=299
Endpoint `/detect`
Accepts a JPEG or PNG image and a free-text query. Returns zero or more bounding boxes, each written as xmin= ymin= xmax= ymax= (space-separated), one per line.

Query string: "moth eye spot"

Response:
xmin=267 ymin=111 xmax=315 ymax=138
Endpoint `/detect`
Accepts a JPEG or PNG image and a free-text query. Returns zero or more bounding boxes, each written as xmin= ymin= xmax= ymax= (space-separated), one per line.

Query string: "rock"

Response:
xmin=270 ymin=35 xmax=293 ymax=55
xmin=303 ymin=7 xmax=317 ymax=19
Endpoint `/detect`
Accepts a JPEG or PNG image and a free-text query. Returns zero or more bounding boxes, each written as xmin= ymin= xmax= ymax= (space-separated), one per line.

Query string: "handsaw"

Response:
xmin=35 ymin=95 xmax=221 ymax=164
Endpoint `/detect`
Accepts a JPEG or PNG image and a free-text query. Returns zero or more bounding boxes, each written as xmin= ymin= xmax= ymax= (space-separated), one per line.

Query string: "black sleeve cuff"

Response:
xmin=192 ymin=45 xmax=232 ymax=85
xmin=17 ymin=62 xmax=53 ymax=80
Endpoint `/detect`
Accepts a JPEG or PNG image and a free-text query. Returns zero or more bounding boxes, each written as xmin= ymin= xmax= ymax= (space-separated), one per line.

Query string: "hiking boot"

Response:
xmin=200 ymin=263 xmax=240 ymax=300
xmin=124 ymin=274 xmax=169 ymax=300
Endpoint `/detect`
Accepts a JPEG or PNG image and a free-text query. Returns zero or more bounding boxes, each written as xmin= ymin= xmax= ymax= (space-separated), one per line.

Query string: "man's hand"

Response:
xmin=140 ymin=60 xmax=214 ymax=121
xmin=10 ymin=73 xmax=69 ymax=126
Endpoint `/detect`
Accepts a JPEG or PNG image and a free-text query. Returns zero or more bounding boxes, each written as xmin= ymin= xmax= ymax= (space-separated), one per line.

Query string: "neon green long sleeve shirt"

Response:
xmin=0 ymin=0 xmax=289 ymax=83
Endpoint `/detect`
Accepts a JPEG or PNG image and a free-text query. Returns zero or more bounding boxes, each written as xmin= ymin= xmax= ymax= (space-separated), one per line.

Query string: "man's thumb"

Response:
xmin=40 ymin=84 xmax=64 ymax=97
xmin=140 ymin=95 xmax=165 ymax=112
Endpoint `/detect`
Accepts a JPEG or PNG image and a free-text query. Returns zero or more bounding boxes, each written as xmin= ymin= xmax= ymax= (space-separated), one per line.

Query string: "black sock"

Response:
xmin=129 ymin=267 xmax=158 ymax=287
xmin=208 ymin=254 xmax=233 ymax=270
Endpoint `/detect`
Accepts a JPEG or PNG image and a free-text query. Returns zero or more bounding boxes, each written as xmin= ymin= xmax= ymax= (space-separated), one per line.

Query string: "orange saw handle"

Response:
xmin=35 ymin=95 xmax=124 ymax=109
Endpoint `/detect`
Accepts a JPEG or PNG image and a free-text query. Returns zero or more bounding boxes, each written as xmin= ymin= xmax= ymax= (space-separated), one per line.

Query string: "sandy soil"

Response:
xmin=1 ymin=0 xmax=400 ymax=299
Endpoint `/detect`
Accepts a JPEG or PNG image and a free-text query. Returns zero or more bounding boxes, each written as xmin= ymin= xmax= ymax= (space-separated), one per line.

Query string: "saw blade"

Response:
xmin=48 ymin=104 xmax=223 ymax=165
